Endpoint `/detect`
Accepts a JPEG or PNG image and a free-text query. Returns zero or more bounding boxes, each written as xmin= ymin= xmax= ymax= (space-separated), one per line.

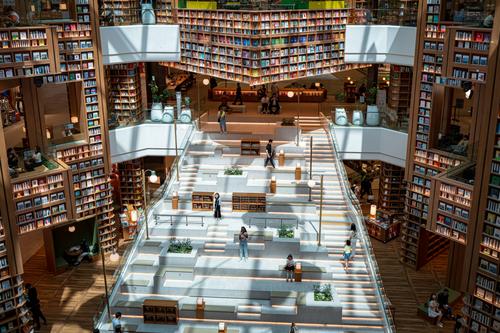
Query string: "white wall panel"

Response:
xmin=345 ymin=25 xmax=417 ymax=66
xmin=99 ymin=25 xmax=181 ymax=64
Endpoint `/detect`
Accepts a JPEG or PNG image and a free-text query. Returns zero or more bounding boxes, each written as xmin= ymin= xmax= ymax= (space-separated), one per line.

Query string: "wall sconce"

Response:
xmin=287 ymin=91 xmax=295 ymax=98
xmin=59 ymin=3 xmax=67 ymax=10
xmin=68 ymin=225 xmax=76 ymax=232
xmin=46 ymin=129 xmax=51 ymax=139
xmin=347 ymin=77 xmax=351 ymax=81
xmin=349 ymin=80 xmax=354 ymax=85
xmin=202 ymin=78 xmax=210 ymax=86
xmin=71 ymin=116 xmax=79 ymax=124
xmin=315 ymin=82 xmax=320 ymax=88
xmin=148 ymin=171 xmax=158 ymax=183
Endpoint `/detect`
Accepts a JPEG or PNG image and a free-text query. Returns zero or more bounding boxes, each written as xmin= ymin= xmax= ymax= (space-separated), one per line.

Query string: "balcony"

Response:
xmin=429 ymin=163 xmax=475 ymax=245
xmin=99 ymin=24 xmax=180 ymax=65
xmin=345 ymin=24 xmax=417 ymax=66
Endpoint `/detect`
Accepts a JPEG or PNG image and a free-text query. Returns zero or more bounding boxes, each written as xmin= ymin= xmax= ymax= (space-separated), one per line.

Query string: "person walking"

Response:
xmin=213 ymin=192 xmax=222 ymax=222
xmin=112 ymin=312 xmax=123 ymax=333
xmin=284 ymin=254 xmax=295 ymax=282
xmin=25 ymin=283 xmax=47 ymax=330
xmin=349 ymin=223 xmax=357 ymax=258
xmin=217 ymin=103 xmax=227 ymax=134
xmin=261 ymin=94 xmax=269 ymax=114
xmin=342 ymin=239 xmax=352 ymax=271
xmin=290 ymin=322 xmax=299 ymax=333
xmin=239 ymin=226 xmax=249 ymax=261
xmin=264 ymin=139 xmax=276 ymax=168
xmin=233 ymin=83 xmax=243 ymax=105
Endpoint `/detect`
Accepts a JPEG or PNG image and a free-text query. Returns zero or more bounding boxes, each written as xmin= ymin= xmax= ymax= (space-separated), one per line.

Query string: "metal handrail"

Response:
xmin=93 ymin=124 xmax=196 ymax=330
xmin=319 ymin=112 xmax=396 ymax=332
xmin=248 ymin=216 xmax=298 ymax=229
xmin=155 ymin=213 xmax=206 ymax=227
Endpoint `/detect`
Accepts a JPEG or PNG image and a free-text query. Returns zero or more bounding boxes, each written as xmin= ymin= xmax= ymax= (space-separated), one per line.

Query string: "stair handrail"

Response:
xmin=94 ymin=124 xmax=196 ymax=329
xmin=319 ymin=112 xmax=396 ymax=333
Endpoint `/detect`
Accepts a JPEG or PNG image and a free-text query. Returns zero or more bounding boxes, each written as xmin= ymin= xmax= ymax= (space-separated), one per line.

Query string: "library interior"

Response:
xmin=0 ymin=0 xmax=498 ymax=333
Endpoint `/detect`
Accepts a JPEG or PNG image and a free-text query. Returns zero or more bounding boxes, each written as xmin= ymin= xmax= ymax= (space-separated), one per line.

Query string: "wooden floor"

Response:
xmin=372 ymin=239 xmax=458 ymax=333
xmin=22 ymin=248 xmax=121 ymax=333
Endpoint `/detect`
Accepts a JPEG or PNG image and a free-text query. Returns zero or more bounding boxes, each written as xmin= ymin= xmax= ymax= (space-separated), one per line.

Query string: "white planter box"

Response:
xmin=275 ymin=126 xmax=297 ymax=141
xmin=297 ymin=290 xmax=342 ymax=323
xmin=159 ymin=248 xmax=198 ymax=267
xmin=216 ymin=171 xmax=248 ymax=189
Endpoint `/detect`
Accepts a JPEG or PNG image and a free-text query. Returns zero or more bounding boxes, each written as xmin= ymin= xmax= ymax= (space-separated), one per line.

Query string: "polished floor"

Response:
xmin=22 ymin=229 xmax=455 ymax=333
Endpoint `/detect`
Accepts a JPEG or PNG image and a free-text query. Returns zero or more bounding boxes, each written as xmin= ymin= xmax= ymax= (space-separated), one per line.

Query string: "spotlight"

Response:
xmin=462 ymin=81 xmax=473 ymax=99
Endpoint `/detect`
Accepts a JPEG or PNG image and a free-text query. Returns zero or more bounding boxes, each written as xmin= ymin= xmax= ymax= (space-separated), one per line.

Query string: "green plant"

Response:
xmin=281 ymin=117 xmax=295 ymax=126
xmin=335 ymin=92 xmax=345 ymax=102
xmin=366 ymin=86 xmax=378 ymax=105
xmin=313 ymin=284 xmax=333 ymax=302
xmin=278 ymin=224 xmax=294 ymax=238
xmin=224 ymin=166 xmax=243 ymax=175
xmin=149 ymin=77 xmax=170 ymax=103
xmin=168 ymin=238 xmax=193 ymax=253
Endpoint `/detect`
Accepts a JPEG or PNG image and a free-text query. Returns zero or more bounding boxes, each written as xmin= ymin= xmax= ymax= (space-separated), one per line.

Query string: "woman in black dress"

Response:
xmin=213 ymin=192 xmax=221 ymax=221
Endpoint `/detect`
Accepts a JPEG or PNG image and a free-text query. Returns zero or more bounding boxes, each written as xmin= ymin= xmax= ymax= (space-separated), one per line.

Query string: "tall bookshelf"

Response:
xmin=41 ymin=0 xmax=117 ymax=254
xmin=377 ymin=162 xmax=405 ymax=212
xmin=173 ymin=9 xmax=361 ymax=85
xmin=157 ymin=0 xmax=175 ymax=23
xmin=400 ymin=0 xmax=457 ymax=269
xmin=388 ymin=65 xmax=412 ymax=125
xmin=118 ymin=159 xmax=144 ymax=209
xmin=107 ymin=63 xmax=143 ymax=126
xmin=99 ymin=0 xmax=140 ymax=25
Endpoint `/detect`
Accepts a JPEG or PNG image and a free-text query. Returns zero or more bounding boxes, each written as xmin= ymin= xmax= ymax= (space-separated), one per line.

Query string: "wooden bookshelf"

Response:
xmin=192 ymin=192 xmax=214 ymax=211
xmin=241 ymin=139 xmax=260 ymax=156
xmin=377 ymin=162 xmax=405 ymax=212
xmin=143 ymin=299 xmax=178 ymax=325
xmin=99 ymin=0 xmax=140 ymax=25
xmin=118 ymin=159 xmax=144 ymax=208
xmin=388 ymin=65 xmax=412 ymax=123
xmin=232 ymin=193 xmax=266 ymax=212
xmin=0 ymin=26 xmax=60 ymax=80
xmin=441 ymin=27 xmax=491 ymax=85
xmin=157 ymin=0 xmax=175 ymax=23
xmin=107 ymin=63 xmax=143 ymax=126
xmin=173 ymin=9 xmax=361 ymax=85
xmin=11 ymin=164 xmax=73 ymax=234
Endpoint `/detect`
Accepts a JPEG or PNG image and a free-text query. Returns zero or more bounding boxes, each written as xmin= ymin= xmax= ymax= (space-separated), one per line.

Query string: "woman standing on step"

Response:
xmin=213 ymin=192 xmax=222 ymax=222
xmin=239 ymin=226 xmax=249 ymax=261
xmin=284 ymin=254 xmax=295 ymax=282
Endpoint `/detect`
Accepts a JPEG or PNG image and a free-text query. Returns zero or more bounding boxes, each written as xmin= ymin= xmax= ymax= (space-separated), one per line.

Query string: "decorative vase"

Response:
xmin=141 ymin=0 xmax=156 ymax=24
xmin=352 ymin=110 xmax=364 ymax=126
xmin=366 ymin=105 xmax=380 ymax=126
xmin=334 ymin=108 xmax=348 ymax=126
xmin=162 ymin=106 xmax=174 ymax=123
xmin=151 ymin=103 xmax=163 ymax=121
xmin=179 ymin=108 xmax=192 ymax=123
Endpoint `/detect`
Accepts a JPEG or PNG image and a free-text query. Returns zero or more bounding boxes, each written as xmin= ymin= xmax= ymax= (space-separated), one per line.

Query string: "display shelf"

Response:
xmin=443 ymin=27 xmax=492 ymax=84
xmin=377 ymin=162 xmax=405 ymax=212
xmin=143 ymin=299 xmax=178 ymax=325
xmin=117 ymin=159 xmax=144 ymax=208
xmin=99 ymin=0 xmax=140 ymax=25
xmin=173 ymin=9 xmax=359 ymax=85
xmin=232 ymin=193 xmax=266 ymax=212
xmin=11 ymin=163 xmax=73 ymax=234
xmin=192 ymin=192 xmax=214 ymax=211
xmin=0 ymin=26 xmax=60 ymax=79
xmin=388 ymin=65 xmax=412 ymax=121
xmin=107 ymin=63 xmax=143 ymax=126
xmin=210 ymin=87 xmax=327 ymax=103
xmin=157 ymin=0 xmax=175 ymax=23
xmin=365 ymin=210 xmax=402 ymax=243
xmin=241 ymin=139 xmax=260 ymax=156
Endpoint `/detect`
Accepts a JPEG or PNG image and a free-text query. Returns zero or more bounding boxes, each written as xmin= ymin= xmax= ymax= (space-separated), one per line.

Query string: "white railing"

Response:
xmin=319 ymin=112 xmax=396 ymax=332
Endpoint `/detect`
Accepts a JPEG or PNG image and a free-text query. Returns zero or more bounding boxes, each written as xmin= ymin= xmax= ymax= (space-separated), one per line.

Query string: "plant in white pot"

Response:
xmin=149 ymin=76 xmax=169 ymax=122
xmin=365 ymin=86 xmax=380 ymax=126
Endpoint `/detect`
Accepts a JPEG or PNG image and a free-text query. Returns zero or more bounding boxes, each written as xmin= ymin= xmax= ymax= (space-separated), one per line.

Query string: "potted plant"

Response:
xmin=149 ymin=76 xmax=169 ymax=122
xmin=313 ymin=284 xmax=333 ymax=302
xmin=224 ymin=166 xmax=243 ymax=176
xmin=365 ymin=86 xmax=380 ymax=126
xmin=335 ymin=92 xmax=345 ymax=102
xmin=281 ymin=118 xmax=295 ymax=126
xmin=168 ymin=238 xmax=193 ymax=253
xmin=278 ymin=224 xmax=294 ymax=238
